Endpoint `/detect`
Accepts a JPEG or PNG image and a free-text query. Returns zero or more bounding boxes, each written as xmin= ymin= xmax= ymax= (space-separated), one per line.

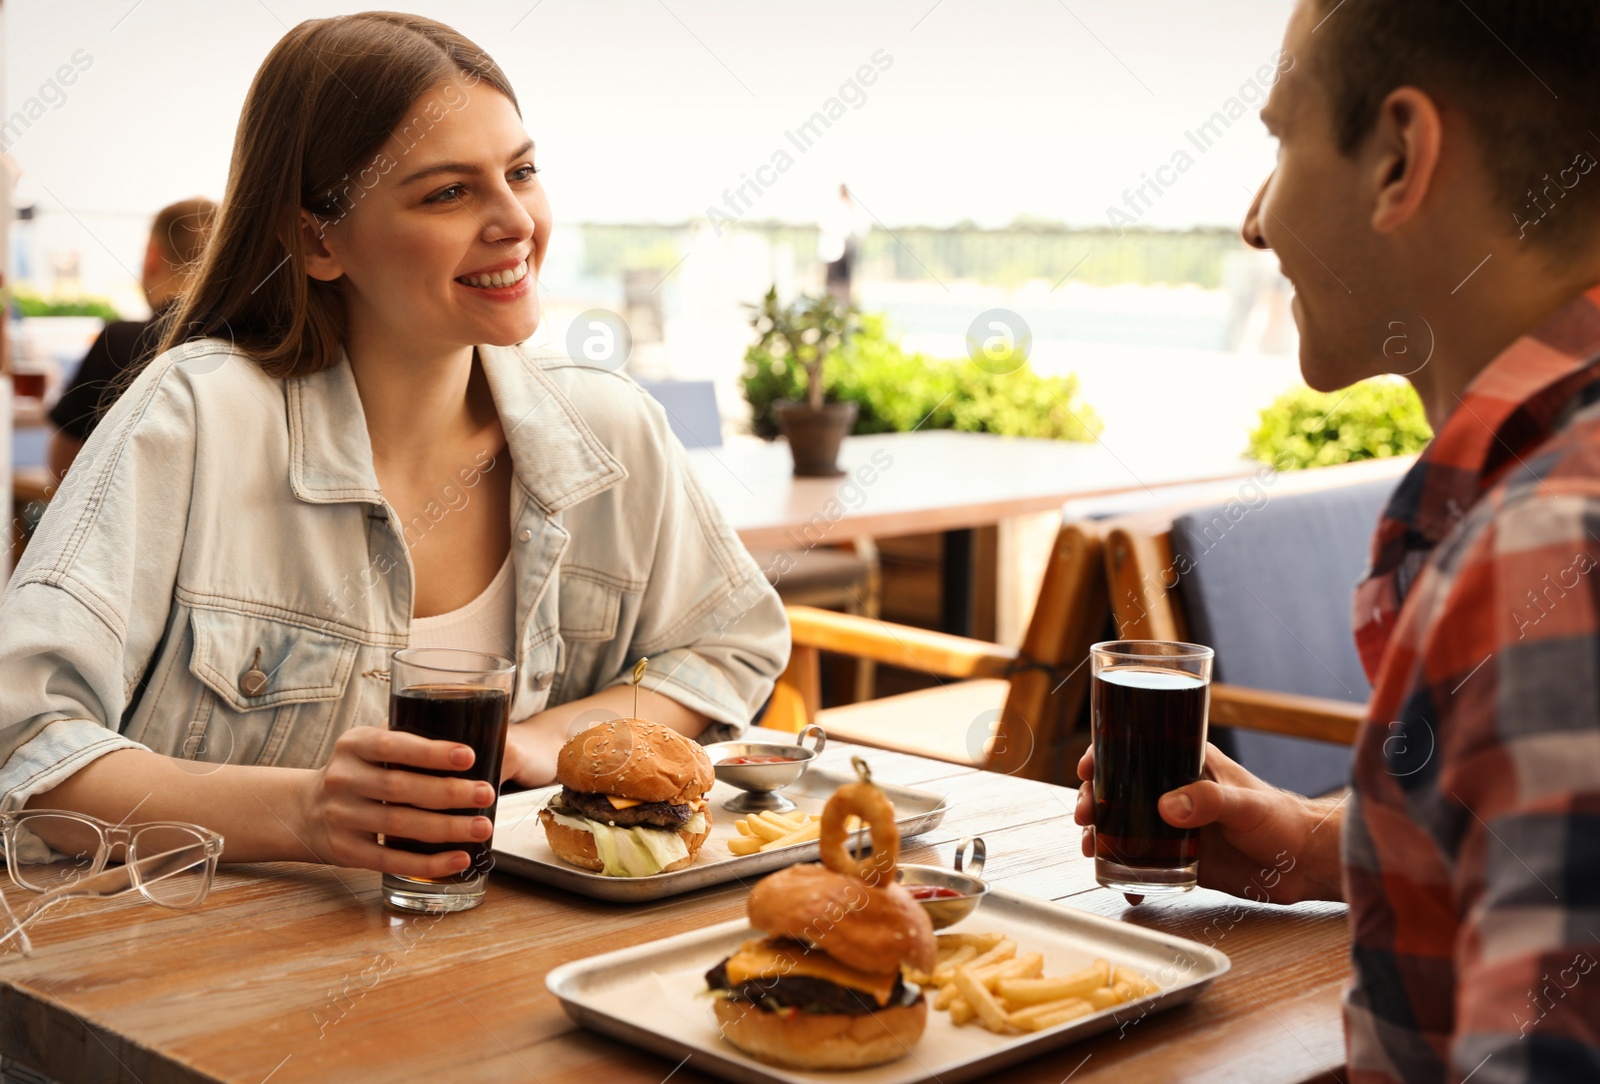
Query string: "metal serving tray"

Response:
xmin=545 ymin=888 xmax=1232 ymax=1084
xmin=491 ymin=766 xmax=948 ymax=902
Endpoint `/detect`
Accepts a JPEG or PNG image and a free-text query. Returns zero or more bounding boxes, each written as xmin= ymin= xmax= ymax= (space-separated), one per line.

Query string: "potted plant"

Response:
xmin=743 ymin=288 xmax=858 ymax=476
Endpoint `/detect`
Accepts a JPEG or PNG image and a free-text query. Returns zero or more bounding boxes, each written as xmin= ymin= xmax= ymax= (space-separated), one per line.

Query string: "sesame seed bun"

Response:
xmin=554 ymin=717 xmax=714 ymax=804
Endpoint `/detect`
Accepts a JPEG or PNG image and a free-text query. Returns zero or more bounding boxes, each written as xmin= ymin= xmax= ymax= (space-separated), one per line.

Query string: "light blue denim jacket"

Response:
xmin=0 ymin=337 xmax=789 ymax=811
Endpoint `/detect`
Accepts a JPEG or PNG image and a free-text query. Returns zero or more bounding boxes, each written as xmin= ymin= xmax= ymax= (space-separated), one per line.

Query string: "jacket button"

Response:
xmin=517 ymin=528 xmax=532 ymax=542
xmin=239 ymin=667 xmax=269 ymax=697
xmin=533 ymin=672 xmax=552 ymax=690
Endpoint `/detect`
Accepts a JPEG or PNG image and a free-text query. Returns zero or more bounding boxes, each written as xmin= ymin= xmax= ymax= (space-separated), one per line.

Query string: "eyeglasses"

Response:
xmin=0 ymin=810 xmax=224 ymax=957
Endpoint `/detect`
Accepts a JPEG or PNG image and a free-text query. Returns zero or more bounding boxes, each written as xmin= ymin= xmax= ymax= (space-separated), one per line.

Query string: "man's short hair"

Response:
xmin=150 ymin=197 xmax=218 ymax=271
xmin=1311 ymin=0 xmax=1600 ymax=252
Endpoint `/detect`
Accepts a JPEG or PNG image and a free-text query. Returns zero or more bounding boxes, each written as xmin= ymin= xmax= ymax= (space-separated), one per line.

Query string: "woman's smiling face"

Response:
xmin=303 ymin=79 xmax=551 ymax=354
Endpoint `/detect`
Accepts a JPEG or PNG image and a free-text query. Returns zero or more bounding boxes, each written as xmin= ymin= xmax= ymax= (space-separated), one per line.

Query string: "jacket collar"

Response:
xmin=287 ymin=342 xmax=627 ymax=513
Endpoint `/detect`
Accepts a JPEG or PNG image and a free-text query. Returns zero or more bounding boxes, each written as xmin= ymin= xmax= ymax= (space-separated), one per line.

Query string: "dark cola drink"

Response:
xmin=1092 ymin=666 xmax=1209 ymax=891
xmin=385 ymin=683 xmax=510 ymax=883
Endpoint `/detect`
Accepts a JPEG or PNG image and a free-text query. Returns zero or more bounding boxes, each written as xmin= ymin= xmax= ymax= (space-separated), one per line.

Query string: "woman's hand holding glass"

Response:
xmin=297 ymin=724 xmax=529 ymax=878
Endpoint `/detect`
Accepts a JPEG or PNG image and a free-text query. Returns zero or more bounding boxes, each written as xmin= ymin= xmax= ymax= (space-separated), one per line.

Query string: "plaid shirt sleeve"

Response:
xmin=1346 ymin=483 xmax=1600 ymax=1083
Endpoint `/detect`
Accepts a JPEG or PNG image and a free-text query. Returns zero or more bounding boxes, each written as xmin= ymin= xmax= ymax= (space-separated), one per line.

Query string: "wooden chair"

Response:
xmin=1104 ymin=514 xmax=1365 ymax=747
xmin=1101 ymin=457 xmax=1415 ymax=766
xmin=764 ymin=520 xmax=1110 ymax=784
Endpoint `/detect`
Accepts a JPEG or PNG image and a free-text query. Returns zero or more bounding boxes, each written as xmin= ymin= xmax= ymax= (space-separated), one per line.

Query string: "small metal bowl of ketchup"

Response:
xmin=705 ymin=725 xmax=826 ymax=814
xmin=896 ymin=837 xmax=989 ymax=930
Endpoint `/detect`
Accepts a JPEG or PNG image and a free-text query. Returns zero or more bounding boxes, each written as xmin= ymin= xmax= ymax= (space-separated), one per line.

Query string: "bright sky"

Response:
xmin=3 ymin=0 xmax=1296 ymax=231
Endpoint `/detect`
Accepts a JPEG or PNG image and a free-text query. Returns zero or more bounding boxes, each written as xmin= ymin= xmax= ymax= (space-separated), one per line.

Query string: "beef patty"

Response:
xmin=705 ymin=958 xmax=916 ymax=1016
xmin=555 ymin=788 xmax=694 ymax=830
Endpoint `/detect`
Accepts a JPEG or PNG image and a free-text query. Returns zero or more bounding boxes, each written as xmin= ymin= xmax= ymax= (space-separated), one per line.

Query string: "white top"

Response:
xmin=408 ymin=554 xmax=517 ymax=657
xmin=817 ymin=193 xmax=869 ymax=262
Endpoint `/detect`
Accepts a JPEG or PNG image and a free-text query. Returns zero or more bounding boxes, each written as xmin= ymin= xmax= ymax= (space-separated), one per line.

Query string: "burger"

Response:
xmin=538 ymin=718 xmax=713 ymax=877
xmin=705 ymin=848 xmax=937 ymax=1069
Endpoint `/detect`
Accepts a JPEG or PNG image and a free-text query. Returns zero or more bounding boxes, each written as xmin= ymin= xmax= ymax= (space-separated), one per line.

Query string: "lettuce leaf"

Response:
xmin=546 ymin=808 xmax=701 ymax=877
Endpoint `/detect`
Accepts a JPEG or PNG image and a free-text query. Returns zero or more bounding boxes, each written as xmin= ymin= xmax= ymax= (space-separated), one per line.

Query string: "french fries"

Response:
xmin=744 ymin=813 xmax=792 ymax=842
xmin=930 ymin=943 xmax=981 ymax=985
xmin=952 ymin=965 xmax=1012 ymax=1033
xmin=767 ymin=819 xmax=823 ymax=849
xmin=918 ymin=933 xmax=1160 ymax=1037
xmin=1115 ymin=965 xmax=1162 ymax=997
xmin=723 ymin=811 xmax=861 ymax=855
xmin=964 ymin=938 xmax=1018 ymax=973
xmin=1007 ymin=995 xmax=1094 ymax=1028
xmin=983 ymin=953 xmax=1044 ymax=988
xmin=1084 ymin=985 xmax=1123 ymax=1011
xmin=1025 ymin=1001 xmax=1096 ymax=1032
xmin=997 ymin=961 xmax=1109 ymax=1006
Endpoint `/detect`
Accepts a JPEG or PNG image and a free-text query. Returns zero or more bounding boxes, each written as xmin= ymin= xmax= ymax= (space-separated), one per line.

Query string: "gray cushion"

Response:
xmin=749 ymin=547 xmax=871 ymax=601
xmin=635 ymin=379 xmax=723 ymax=450
xmin=1169 ymin=478 xmax=1398 ymax=796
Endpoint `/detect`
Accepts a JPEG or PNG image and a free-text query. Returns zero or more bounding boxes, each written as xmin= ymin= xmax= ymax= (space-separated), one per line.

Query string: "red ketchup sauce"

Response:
xmin=904 ymin=884 xmax=966 ymax=901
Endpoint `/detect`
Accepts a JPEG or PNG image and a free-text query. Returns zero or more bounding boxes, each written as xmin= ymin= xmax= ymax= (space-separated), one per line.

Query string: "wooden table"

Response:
xmin=0 ymin=733 xmax=1351 ymax=1083
xmin=689 ymin=432 xmax=1257 ymax=637
xmin=688 ymin=432 xmax=1256 ymax=552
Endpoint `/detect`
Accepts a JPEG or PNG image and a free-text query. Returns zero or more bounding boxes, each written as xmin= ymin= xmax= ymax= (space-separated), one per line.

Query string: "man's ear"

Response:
xmin=1369 ymin=87 xmax=1444 ymax=235
xmin=298 ymin=208 xmax=345 ymax=282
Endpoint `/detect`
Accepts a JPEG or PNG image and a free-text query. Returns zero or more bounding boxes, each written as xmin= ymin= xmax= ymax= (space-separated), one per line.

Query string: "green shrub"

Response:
xmin=742 ymin=309 xmax=1102 ymax=442
xmin=9 ymin=287 xmax=120 ymax=322
xmin=1248 ymin=378 xmax=1432 ymax=469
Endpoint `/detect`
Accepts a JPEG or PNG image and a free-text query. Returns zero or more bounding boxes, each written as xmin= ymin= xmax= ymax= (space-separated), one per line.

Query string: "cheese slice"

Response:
xmin=605 ymin=794 xmax=643 ymax=809
xmin=724 ymin=938 xmax=898 ymax=1006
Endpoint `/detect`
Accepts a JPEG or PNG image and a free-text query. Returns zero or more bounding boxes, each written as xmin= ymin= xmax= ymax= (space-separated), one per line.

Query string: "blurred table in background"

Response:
xmin=688 ymin=431 xmax=1257 ymax=640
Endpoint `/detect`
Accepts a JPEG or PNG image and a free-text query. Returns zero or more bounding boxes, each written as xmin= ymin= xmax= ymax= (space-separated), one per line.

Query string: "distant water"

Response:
xmin=864 ymin=291 xmax=1232 ymax=352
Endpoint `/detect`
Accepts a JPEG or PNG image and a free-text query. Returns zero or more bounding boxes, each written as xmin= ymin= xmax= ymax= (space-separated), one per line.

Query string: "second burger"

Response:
xmin=539 ymin=717 xmax=714 ymax=877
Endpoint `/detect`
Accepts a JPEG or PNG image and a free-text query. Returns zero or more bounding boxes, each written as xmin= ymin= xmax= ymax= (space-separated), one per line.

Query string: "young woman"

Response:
xmin=0 ymin=13 xmax=788 ymax=882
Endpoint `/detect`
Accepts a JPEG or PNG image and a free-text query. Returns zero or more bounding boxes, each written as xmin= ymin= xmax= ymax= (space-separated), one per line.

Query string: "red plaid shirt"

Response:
xmin=1347 ymin=285 xmax=1600 ymax=1083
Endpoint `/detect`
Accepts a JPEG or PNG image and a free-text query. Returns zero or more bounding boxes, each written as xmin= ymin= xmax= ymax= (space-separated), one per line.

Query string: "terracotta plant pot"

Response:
xmin=774 ymin=400 xmax=858 ymax=477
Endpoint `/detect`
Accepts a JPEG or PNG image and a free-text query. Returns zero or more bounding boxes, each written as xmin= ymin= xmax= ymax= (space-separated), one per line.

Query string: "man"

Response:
xmin=818 ymin=183 xmax=866 ymax=307
xmin=1076 ymin=2 xmax=1600 ymax=1080
xmin=46 ymin=197 xmax=216 ymax=478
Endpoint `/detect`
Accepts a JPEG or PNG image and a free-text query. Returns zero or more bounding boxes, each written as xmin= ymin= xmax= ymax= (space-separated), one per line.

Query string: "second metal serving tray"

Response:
xmin=546 ymin=888 xmax=1233 ymax=1083
xmin=490 ymin=765 xmax=948 ymax=902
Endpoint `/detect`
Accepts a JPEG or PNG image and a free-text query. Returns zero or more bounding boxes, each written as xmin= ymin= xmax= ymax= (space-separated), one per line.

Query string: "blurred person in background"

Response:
xmin=818 ymin=183 xmax=867 ymax=306
xmin=46 ymin=197 xmax=217 ymax=479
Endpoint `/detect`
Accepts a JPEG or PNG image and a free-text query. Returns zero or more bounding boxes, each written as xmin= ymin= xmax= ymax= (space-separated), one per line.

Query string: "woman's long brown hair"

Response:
xmin=151 ymin=12 xmax=517 ymax=379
